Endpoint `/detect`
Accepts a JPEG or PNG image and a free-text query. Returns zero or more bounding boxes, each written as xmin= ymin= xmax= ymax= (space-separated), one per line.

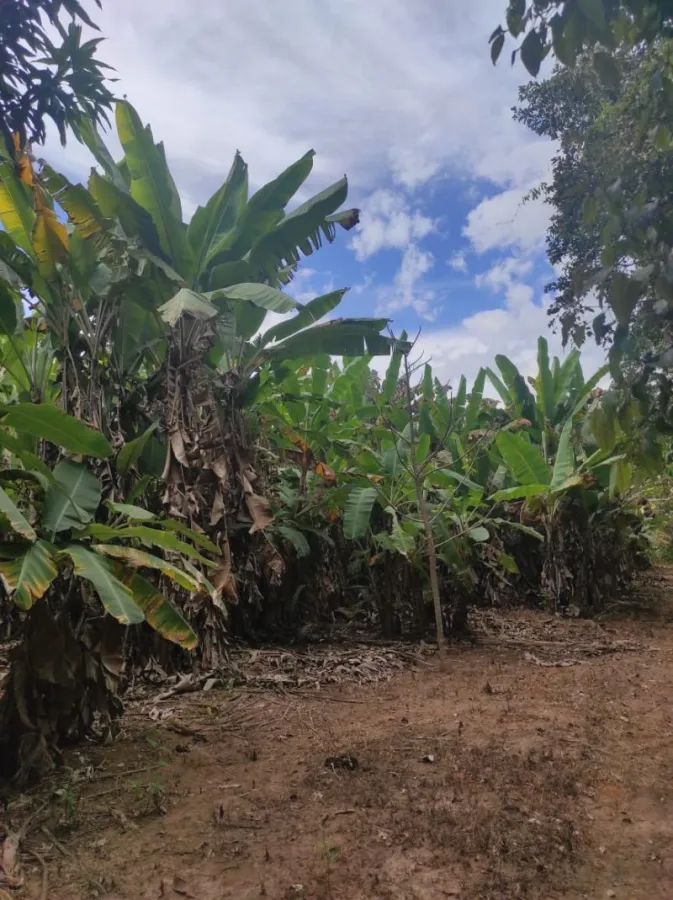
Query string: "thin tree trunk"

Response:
xmin=402 ymin=354 xmax=447 ymax=659
xmin=417 ymin=486 xmax=446 ymax=656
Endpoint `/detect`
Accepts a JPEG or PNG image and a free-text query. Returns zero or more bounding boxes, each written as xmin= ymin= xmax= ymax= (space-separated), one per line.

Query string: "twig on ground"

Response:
xmin=16 ymin=797 xmax=53 ymax=840
xmin=40 ymin=827 xmax=73 ymax=859
xmin=85 ymin=764 xmax=165 ymax=784
xmin=80 ymin=785 xmax=127 ymax=802
xmin=163 ymin=722 xmax=207 ymax=741
xmin=321 ymin=808 xmax=357 ymax=825
xmin=285 ymin=690 xmax=370 ymax=705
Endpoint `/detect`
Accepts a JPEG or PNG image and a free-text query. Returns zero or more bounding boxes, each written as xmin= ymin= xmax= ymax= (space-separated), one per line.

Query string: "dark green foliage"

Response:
xmin=0 ymin=87 xmax=662 ymax=782
xmin=514 ymin=40 xmax=673 ymax=434
xmin=493 ymin=1 xmax=673 ymax=77
xmin=0 ymin=0 xmax=114 ymax=150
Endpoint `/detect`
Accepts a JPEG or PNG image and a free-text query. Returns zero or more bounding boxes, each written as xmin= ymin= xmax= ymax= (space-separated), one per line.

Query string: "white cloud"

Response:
xmin=448 ymin=252 xmax=468 ymax=273
xmin=294 ymin=268 xmax=317 ymax=282
xmin=350 ymin=190 xmax=434 ymax=261
xmin=43 ymin=0 xmax=551 ymax=206
xmin=402 ymin=256 xmax=607 ymax=391
xmin=475 ymin=256 xmax=533 ymax=292
xmin=388 ymin=148 xmax=441 ymax=191
xmin=289 ymin=269 xmax=336 ymax=304
xmin=35 ymin=0 xmax=577 ymax=380
xmin=413 ymin=305 xmax=606 ymax=395
xmin=352 ymin=273 xmax=375 ymax=295
xmin=463 ymin=186 xmax=551 ymax=256
xmin=376 ymin=245 xmax=436 ymax=321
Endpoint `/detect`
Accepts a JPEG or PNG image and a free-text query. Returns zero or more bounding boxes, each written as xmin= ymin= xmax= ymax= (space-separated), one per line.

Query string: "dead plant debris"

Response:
xmin=471 ymin=608 xmax=646 ymax=664
xmin=4 ymin=594 xmax=673 ymax=900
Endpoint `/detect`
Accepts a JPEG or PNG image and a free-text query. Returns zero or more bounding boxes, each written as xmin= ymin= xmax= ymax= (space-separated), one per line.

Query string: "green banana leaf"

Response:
xmin=65 ymin=545 xmax=145 ymax=625
xmin=343 ymin=486 xmax=378 ymax=539
xmin=496 ymin=432 xmax=551 ymax=485
xmin=116 ymin=101 xmax=194 ymax=279
xmin=0 ymin=403 xmax=112 ymax=457
xmin=188 ymin=151 xmax=248 ymax=280
xmin=43 ymin=461 xmax=102 ymax=535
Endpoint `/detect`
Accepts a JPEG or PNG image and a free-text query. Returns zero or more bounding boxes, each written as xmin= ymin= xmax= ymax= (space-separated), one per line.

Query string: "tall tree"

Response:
xmin=490 ymin=1 xmax=673 ymax=76
xmin=0 ymin=0 xmax=114 ymax=151
xmin=514 ymin=39 xmax=673 ymax=437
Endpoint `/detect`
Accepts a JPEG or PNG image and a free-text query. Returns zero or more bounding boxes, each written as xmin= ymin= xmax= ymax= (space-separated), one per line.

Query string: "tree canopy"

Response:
xmin=514 ymin=38 xmax=673 ymax=433
xmin=491 ymin=0 xmax=673 ymax=76
xmin=0 ymin=0 xmax=114 ymax=150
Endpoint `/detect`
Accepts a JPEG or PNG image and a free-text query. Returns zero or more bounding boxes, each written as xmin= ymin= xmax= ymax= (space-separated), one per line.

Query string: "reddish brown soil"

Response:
xmin=8 ymin=589 xmax=673 ymax=900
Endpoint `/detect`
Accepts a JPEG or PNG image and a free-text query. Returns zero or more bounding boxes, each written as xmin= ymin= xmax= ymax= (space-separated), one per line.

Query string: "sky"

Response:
xmin=45 ymin=0 xmax=608 ymax=390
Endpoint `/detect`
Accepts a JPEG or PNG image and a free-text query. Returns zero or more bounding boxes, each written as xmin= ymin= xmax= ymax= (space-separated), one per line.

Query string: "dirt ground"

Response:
xmin=4 ymin=575 xmax=673 ymax=900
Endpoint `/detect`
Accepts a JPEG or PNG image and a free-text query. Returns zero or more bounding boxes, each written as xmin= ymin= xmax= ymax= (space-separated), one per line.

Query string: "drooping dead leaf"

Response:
xmin=245 ymin=492 xmax=274 ymax=533
xmin=210 ymin=490 xmax=225 ymax=527
xmin=315 ymin=461 xmax=337 ymax=484
xmin=170 ymin=429 xmax=189 ymax=467
xmin=265 ymin=551 xmax=285 ymax=584
xmin=238 ymin=470 xmax=273 ymax=532
xmin=99 ymin=617 xmax=124 ymax=679
xmin=211 ymin=539 xmax=238 ymax=604
xmin=211 ymin=455 xmax=228 ymax=485
xmin=242 ymin=464 xmax=257 ymax=484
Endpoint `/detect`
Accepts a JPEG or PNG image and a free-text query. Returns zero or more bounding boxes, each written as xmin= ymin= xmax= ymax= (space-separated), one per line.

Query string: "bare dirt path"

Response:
xmin=7 ymin=580 xmax=673 ymax=899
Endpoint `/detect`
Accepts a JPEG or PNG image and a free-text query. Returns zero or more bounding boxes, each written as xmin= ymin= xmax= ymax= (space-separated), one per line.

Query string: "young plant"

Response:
xmin=0 ymin=404 xmax=214 ymax=782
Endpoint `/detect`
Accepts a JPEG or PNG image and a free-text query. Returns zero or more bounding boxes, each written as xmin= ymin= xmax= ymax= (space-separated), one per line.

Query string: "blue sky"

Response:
xmin=45 ymin=0 xmax=607 ymax=389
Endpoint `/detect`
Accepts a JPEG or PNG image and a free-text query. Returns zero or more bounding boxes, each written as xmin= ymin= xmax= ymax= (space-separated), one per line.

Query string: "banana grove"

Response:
xmin=0 ymin=102 xmax=659 ymax=783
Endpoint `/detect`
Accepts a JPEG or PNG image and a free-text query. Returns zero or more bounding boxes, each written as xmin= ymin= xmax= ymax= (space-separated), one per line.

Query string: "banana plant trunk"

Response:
xmin=0 ymin=599 xmax=124 ymax=785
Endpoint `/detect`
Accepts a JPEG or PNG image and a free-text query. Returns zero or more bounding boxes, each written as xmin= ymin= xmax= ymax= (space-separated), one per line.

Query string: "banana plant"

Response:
xmin=0 ymin=103 xmax=402 ymax=429
xmin=71 ymin=100 xmax=401 ymax=374
xmin=0 ymin=140 xmax=162 ymax=426
xmin=490 ymin=369 xmax=625 ymax=502
xmin=0 ymin=400 xmax=223 ymax=782
xmin=486 ymin=337 xmax=608 ymax=462
xmin=0 ymin=402 xmax=210 ymax=648
xmin=256 ymin=349 xmax=504 ymax=550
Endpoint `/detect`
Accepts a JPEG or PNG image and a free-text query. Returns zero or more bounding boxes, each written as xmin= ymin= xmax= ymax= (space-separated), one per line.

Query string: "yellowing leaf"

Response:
xmin=12 ymin=134 xmax=33 ymax=187
xmin=0 ymin=541 xmax=57 ymax=609
xmin=32 ymin=188 xmax=69 ymax=277
xmin=0 ymin=158 xmax=36 ymax=256
xmin=116 ymin=567 xmax=197 ymax=649
xmin=40 ymin=164 xmax=108 ymax=239
xmin=93 ymin=543 xmax=200 ymax=592
xmin=0 ymin=484 xmax=37 ymax=540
